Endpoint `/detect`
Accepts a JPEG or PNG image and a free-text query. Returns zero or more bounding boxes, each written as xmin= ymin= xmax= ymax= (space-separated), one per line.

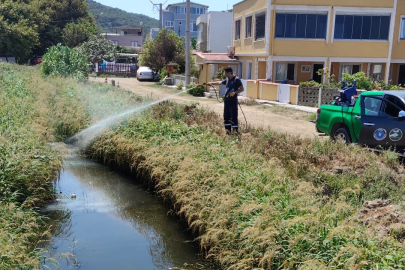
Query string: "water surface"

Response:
xmin=42 ymin=155 xmax=213 ymax=270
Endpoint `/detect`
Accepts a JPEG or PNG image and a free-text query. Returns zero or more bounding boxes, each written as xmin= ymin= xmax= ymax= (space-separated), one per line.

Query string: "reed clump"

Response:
xmin=87 ymin=101 xmax=405 ymax=269
xmin=0 ymin=63 xmax=142 ymax=269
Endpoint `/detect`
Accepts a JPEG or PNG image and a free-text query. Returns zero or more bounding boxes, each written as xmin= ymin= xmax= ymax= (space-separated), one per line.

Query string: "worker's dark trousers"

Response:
xmin=224 ymin=97 xmax=238 ymax=134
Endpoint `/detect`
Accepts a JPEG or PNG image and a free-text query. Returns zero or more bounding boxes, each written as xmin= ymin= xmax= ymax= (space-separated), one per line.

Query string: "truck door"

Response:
xmin=359 ymin=95 xmax=405 ymax=149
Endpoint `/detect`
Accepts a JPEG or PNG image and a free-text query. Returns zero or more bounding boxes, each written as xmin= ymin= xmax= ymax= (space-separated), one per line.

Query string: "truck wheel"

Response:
xmin=333 ymin=128 xmax=351 ymax=143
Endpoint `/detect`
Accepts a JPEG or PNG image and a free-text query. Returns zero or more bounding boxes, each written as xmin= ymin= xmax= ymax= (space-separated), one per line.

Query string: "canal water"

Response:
xmin=42 ymin=155 xmax=213 ymax=270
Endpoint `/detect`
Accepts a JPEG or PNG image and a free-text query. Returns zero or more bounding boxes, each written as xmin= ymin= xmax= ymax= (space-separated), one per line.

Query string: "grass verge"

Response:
xmin=86 ymin=101 xmax=405 ymax=269
xmin=0 ymin=63 xmax=143 ymax=269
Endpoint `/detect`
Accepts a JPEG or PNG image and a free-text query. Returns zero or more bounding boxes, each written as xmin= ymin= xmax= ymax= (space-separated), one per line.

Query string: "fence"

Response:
xmin=171 ymin=74 xmax=199 ymax=85
xmin=298 ymin=87 xmax=367 ymax=107
xmin=96 ymin=63 xmax=138 ymax=77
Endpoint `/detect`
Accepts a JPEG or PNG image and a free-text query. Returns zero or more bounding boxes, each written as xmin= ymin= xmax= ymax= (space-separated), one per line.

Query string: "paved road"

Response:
xmin=90 ymin=77 xmax=319 ymax=138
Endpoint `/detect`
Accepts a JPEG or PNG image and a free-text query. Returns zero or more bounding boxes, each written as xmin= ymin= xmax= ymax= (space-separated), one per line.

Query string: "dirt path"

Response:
xmin=90 ymin=77 xmax=319 ymax=138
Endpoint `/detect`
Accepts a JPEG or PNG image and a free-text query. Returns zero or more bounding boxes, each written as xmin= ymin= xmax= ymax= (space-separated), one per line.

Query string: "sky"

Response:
xmin=94 ymin=0 xmax=241 ymax=19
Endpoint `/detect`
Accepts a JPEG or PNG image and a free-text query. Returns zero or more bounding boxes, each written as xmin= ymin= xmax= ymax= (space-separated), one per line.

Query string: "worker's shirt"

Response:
xmin=222 ymin=76 xmax=242 ymax=99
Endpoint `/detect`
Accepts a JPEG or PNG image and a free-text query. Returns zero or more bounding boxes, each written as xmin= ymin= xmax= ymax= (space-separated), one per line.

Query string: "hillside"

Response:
xmin=86 ymin=0 xmax=159 ymax=36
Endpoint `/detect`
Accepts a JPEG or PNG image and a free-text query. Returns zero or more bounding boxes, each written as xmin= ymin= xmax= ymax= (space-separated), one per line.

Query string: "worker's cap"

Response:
xmin=224 ymin=67 xmax=233 ymax=74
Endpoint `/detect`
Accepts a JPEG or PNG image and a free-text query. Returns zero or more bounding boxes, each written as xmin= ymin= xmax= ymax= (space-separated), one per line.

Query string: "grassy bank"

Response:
xmin=0 ymin=63 xmax=142 ymax=269
xmin=87 ymin=101 xmax=405 ymax=269
xmin=3 ymin=62 xmax=405 ymax=269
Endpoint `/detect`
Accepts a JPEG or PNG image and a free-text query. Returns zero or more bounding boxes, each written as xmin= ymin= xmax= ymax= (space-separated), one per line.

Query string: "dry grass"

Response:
xmin=3 ymin=63 xmax=405 ymax=269
xmin=87 ymin=101 xmax=405 ymax=269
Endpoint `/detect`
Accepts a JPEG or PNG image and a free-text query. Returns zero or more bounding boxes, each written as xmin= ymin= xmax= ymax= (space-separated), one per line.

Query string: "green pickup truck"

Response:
xmin=316 ymin=91 xmax=405 ymax=149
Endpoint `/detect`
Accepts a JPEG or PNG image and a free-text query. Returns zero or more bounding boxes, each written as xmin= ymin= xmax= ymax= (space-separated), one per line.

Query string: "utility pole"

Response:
xmin=185 ymin=0 xmax=191 ymax=86
xmin=150 ymin=0 xmax=165 ymax=29
xmin=96 ymin=12 xmax=103 ymax=36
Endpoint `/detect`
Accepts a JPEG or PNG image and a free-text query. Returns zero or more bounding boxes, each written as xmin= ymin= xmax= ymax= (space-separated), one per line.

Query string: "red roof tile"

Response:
xmin=195 ymin=52 xmax=238 ymax=62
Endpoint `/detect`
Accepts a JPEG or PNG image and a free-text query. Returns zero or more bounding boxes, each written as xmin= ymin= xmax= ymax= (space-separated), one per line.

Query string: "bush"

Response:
xmin=187 ymin=84 xmax=205 ymax=96
xmin=213 ymin=67 xmax=226 ymax=80
xmin=160 ymin=67 xmax=168 ymax=81
xmin=177 ymin=83 xmax=183 ymax=90
xmin=41 ymin=44 xmax=88 ymax=81
xmin=342 ymin=72 xmax=374 ymax=90
xmin=299 ymin=80 xmax=322 ymax=88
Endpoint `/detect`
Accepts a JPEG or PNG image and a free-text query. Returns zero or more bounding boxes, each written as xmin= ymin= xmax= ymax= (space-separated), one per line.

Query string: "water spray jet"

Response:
xmin=68 ymin=86 xmax=194 ymax=148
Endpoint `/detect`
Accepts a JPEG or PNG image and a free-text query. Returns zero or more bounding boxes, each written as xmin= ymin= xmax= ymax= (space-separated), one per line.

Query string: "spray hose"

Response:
xmin=198 ymin=83 xmax=249 ymax=133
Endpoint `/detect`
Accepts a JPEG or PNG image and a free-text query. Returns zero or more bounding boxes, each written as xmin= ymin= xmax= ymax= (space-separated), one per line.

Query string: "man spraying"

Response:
xmin=212 ymin=67 xmax=244 ymax=134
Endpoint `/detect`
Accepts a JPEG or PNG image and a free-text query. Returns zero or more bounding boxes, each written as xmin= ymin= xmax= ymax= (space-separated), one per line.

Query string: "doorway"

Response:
xmin=312 ymin=64 xmax=324 ymax=83
xmin=398 ymin=65 xmax=405 ymax=86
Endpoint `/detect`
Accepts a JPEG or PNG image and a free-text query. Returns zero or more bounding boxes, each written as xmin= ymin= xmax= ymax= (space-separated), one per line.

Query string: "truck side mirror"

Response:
xmin=399 ymin=111 xmax=405 ymax=118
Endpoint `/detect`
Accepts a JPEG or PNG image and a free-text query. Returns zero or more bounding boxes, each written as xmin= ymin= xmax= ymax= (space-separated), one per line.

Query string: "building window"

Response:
xmin=255 ymin=13 xmax=266 ymax=40
xmin=275 ymin=13 xmax=327 ymax=39
xmin=245 ymin=16 xmax=252 ymax=38
xmin=111 ymin=40 xmax=119 ymax=45
xmin=131 ymin=41 xmax=138 ymax=47
xmin=372 ymin=64 xmax=383 ymax=81
xmin=165 ymin=21 xmax=174 ymax=27
xmin=191 ymin=21 xmax=197 ymax=32
xmin=197 ymin=24 xmax=203 ymax=42
xmin=235 ymin=20 xmax=241 ymax=40
xmin=340 ymin=64 xmax=361 ymax=79
xmin=401 ymin=18 xmax=405 ymax=39
xmin=190 ymin=7 xmax=206 ymax=15
xmin=275 ymin=63 xmax=295 ymax=82
xmin=246 ymin=62 xmax=252 ymax=80
xmin=334 ymin=15 xmax=390 ymax=40
xmin=176 ymin=6 xmax=186 ymax=14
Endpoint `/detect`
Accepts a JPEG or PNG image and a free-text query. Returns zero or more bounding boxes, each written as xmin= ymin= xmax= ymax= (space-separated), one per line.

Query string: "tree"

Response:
xmin=62 ymin=19 xmax=97 ymax=48
xmin=33 ymin=0 xmax=96 ymax=57
xmin=0 ymin=0 xmax=95 ymax=62
xmin=0 ymin=0 xmax=47 ymax=62
xmin=140 ymin=28 xmax=185 ymax=72
xmin=191 ymin=37 xmax=197 ymax=50
xmin=77 ymin=35 xmax=117 ymax=63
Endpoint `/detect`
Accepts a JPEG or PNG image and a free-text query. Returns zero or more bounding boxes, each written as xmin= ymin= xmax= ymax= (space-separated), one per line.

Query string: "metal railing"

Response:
xmin=97 ymin=63 xmax=138 ymax=77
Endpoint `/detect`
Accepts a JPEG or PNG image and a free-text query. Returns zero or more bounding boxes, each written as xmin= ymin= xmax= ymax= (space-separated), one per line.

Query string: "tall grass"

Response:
xmin=41 ymin=44 xmax=89 ymax=81
xmin=87 ymin=101 xmax=405 ymax=269
xmin=0 ymin=63 xmax=143 ymax=269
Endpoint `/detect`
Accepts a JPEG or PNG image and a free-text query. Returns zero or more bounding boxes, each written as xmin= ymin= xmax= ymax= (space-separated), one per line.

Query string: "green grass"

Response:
xmin=3 ymin=62 xmax=405 ymax=269
xmin=0 ymin=63 xmax=143 ymax=269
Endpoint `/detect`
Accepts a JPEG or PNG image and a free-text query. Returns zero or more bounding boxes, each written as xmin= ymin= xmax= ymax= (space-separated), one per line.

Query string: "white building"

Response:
xmin=197 ymin=11 xmax=233 ymax=53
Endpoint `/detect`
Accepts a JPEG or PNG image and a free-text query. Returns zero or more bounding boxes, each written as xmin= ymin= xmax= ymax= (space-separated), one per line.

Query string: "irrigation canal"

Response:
xmin=41 ymin=154 xmax=213 ymax=270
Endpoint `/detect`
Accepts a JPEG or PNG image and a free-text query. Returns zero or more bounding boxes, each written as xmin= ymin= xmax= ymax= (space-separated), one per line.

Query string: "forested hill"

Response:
xmin=86 ymin=0 xmax=159 ymax=36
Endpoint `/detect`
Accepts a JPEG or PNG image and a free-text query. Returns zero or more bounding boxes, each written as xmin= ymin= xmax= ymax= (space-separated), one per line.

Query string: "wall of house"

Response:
xmin=208 ymin=12 xmax=233 ymax=53
xmin=275 ymin=0 xmax=393 ymax=8
xmin=392 ymin=64 xmax=400 ymax=84
xmin=391 ymin=0 xmax=405 ymax=60
xmin=296 ymin=62 xmax=312 ymax=83
xmin=261 ymin=82 xmax=278 ymax=101
xmin=290 ymin=85 xmax=298 ymax=105
xmin=258 ymin=61 xmax=267 ymax=79
xmin=272 ymin=40 xmax=390 ymax=58
xmin=162 ymin=4 xmax=206 ymax=38
xmin=233 ymin=0 xmax=267 ymax=55
xmin=237 ymin=56 xmax=256 ymax=79
xmin=105 ymin=35 xmax=143 ymax=47
xmin=246 ymin=80 xmax=260 ymax=99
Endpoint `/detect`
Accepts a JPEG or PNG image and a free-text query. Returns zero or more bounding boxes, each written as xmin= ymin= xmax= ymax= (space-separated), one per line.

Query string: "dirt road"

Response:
xmin=90 ymin=77 xmax=319 ymax=138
